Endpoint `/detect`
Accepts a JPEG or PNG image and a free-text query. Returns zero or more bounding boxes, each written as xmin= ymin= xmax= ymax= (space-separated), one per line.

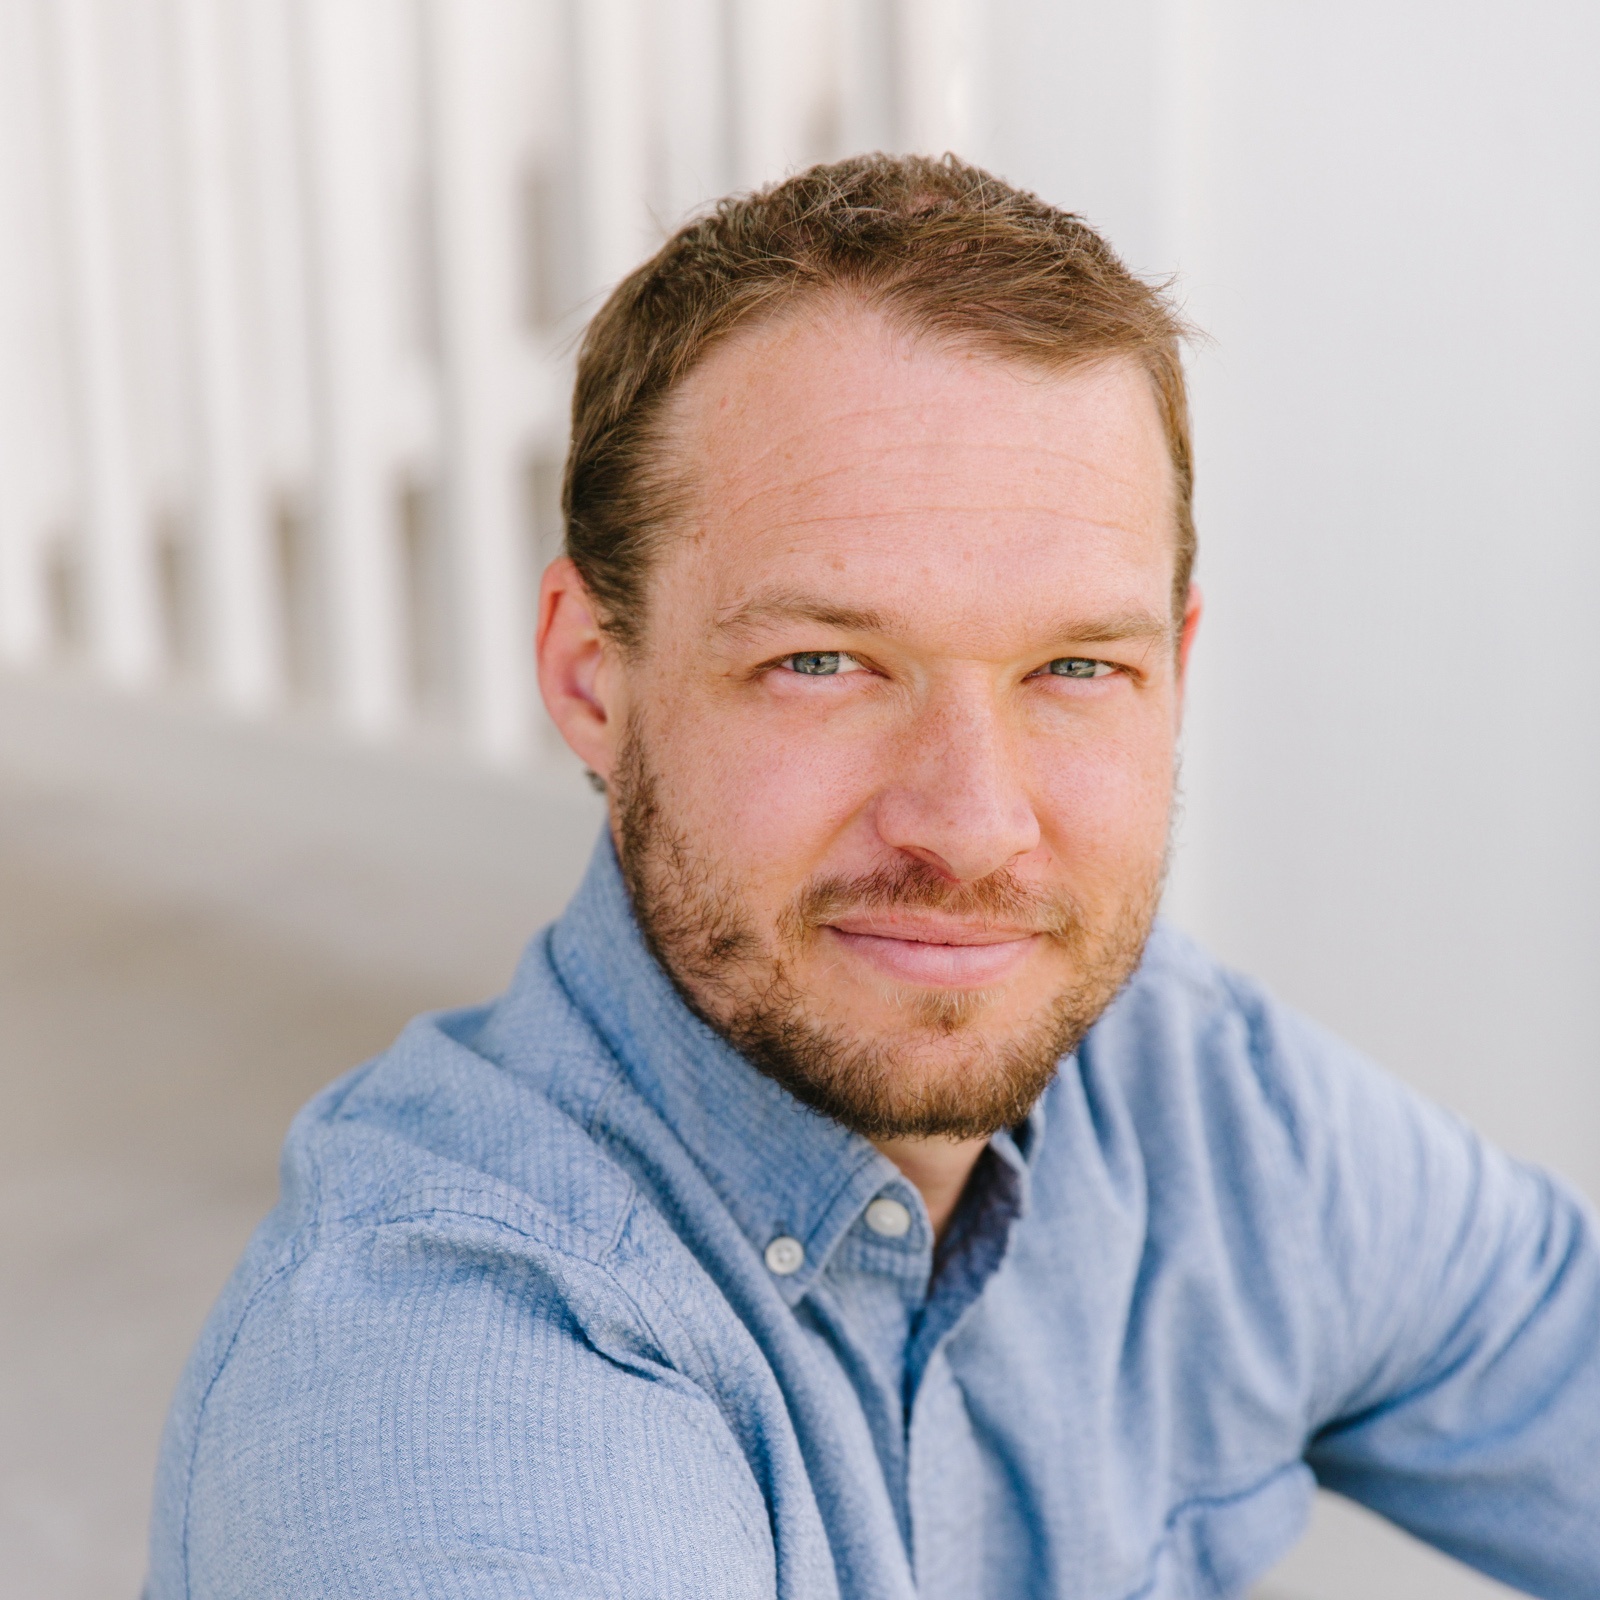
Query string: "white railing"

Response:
xmin=0 ymin=0 xmax=981 ymax=765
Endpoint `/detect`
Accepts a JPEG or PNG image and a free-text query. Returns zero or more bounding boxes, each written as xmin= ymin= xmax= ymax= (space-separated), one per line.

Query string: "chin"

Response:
xmin=867 ymin=983 xmax=999 ymax=1036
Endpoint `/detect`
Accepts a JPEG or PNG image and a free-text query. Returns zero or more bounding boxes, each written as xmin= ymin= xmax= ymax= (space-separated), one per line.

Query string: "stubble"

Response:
xmin=613 ymin=719 xmax=1165 ymax=1140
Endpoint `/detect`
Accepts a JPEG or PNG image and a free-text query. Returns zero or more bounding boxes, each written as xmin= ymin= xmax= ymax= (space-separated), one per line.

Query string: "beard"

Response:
xmin=613 ymin=720 xmax=1166 ymax=1141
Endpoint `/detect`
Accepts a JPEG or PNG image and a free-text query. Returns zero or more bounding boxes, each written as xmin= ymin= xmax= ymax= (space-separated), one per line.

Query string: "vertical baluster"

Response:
xmin=239 ymin=0 xmax=315 ymax=502
xmin=574 ymin=0 xmax=655 ymax=294
xmin=296 ymin=0 xmax=407 ymax=737
xmin=837 ymin=0 xmax=899 ymax=157
xmin=728 ymin=0 xmax=781 ymax=185
xmin=0 ymin=0 xmax=52 ymax=662
xmin=239 ymin=0 xmax=319 ymax=696
xmin=728 ymin=0 xmax=839 ymax=188
xmin=648 ymin=0 xmax=732 ymax=223
xmin=427 ymin=0 xmax=533 ymax=764
xmin=174 ymin=0 xmax=281 ymax=711
xmin=51 ymin=0 xmax=160 ymax=686
xmin=896 ymin=0 xmax=985 ymax=159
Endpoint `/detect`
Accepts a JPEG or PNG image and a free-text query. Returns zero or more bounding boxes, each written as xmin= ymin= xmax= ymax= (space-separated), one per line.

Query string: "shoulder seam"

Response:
xmin=319 ymin=1189 xmax=635 ymax=1261
xmin=174 ymin=1187 xmax=662 ymax=1594
xmin=180 ymin=1112 xmax=336 ymax=1599
xmin=1127 ymin=929 xmax=1231 ymax=1013
xmin=176 ymin=1240 xmax=310 ymax=1600
xmin=1117 ymin=1459 xmax=1309 ymax=1600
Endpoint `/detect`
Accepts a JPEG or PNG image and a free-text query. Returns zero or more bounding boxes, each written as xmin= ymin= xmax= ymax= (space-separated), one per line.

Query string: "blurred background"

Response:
xmin=1 ymin=2 xmax=1595 ymax=1596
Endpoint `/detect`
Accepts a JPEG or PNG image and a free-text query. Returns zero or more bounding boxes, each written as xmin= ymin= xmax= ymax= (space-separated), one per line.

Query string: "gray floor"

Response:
xmin=0 ymin=676 xmax=1522 ymax=1599
xmin=0 ymin=833 xmax=433 ymax=1598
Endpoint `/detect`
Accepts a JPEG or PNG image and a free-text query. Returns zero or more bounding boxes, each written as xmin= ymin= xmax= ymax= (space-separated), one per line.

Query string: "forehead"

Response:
xmin=656 ymin=304 xmax=1177 ymax=644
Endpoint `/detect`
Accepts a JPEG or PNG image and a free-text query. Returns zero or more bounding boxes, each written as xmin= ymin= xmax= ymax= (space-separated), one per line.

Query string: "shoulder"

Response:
xmin=1080 ymin=919 xmax=1436 ymax=1184
xmin=150 ymin=943 xmax=775 ymax=1596
xmin=1056 ymin=922 xmax=1492 ymax=1342
xmin=1062 ymin=923 xmax=1575 ymax=1408
xmin=263 ymin=964 xmax=642 ymax=1289
xmin=183 ymin=938 xmax=718 ymax=1383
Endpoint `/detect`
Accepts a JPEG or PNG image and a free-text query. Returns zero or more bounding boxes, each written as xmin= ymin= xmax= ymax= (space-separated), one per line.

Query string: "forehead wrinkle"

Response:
xmin=698 ymin=432 xmax=1172 ymax=540
xmin=673 ymin=347 xmax=1173 ymax=533
xmin=703 ymin=503 xmax=1164 ymax=549
xmin=708 ymin=424 xmax=1163 ymax=490
xmin=683 ymin=348 xmax=1157 ymax=452
xmin=671 ymin=311 xmax=1167 ymax=497
xmin=680 ymin=318 xmax=1142 ymax=456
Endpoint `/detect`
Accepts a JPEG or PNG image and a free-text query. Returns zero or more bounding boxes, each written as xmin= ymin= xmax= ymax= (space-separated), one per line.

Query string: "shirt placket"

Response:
xmin=807 ymin=1178 xmax=935 ymax=1556
xmin=904 ymin=1143 xmax=1030 ymax=1600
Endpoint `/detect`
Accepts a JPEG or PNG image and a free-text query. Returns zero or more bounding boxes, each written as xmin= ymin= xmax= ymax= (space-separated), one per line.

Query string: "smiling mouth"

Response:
xmin=821 ymin=918 xmax=1042 ymax=988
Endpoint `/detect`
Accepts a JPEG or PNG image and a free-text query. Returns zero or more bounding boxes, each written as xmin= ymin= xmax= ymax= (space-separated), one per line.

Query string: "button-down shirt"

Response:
xmin=148 ymin=837 xmax=1600 ymax=1599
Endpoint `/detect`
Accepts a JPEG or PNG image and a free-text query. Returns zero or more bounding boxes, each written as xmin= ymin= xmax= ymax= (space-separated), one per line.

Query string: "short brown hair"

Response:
xmin=564 ymin=153 xmax=1194 ymax=648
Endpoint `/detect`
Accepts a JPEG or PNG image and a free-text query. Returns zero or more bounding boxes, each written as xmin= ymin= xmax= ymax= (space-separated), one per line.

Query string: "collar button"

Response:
xmin=763 ymin=1235 xmax=805 ymax=1276
xmin=864 ymin=1196 xmax=913 ymax=1239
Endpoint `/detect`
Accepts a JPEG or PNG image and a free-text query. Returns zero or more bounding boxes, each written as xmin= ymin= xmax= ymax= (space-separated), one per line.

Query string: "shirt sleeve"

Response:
xmin=1273 ymin=1003 xmax=1600 ymax=1597
xmin=164 ymin=1209 xmax=781 ymax=1600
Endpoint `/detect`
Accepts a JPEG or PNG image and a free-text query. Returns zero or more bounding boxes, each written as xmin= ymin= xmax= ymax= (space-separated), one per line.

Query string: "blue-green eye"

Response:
xmin=785 ymin=651 xmax=850 ymax=675
xmin=1046 ymin=657 xmax=1108 ymax=679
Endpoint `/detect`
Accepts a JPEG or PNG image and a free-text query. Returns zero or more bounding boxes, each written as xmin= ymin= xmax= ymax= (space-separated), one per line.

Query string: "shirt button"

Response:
xmin=764 ymin=1235 xmax=805 ymax=1276
xmin=864 ymin=1196 xmax=912 ymax=1239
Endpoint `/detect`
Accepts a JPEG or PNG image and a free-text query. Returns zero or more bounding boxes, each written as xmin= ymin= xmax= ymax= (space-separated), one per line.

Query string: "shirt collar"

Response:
xmin=545 ymin=833 xmax=907 ymax=1303
xmin=543 ymin=832 xmax=1045 ymax=1305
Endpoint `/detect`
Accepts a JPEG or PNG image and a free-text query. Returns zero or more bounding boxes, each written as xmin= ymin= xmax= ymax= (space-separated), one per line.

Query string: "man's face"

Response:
xmin=544 ymin=304 xmax=1197 ymax=1140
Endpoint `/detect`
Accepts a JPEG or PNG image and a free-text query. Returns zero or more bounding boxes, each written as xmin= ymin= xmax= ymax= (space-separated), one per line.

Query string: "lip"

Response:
xmin=821 ymin=918 xmax=1042 ymax=988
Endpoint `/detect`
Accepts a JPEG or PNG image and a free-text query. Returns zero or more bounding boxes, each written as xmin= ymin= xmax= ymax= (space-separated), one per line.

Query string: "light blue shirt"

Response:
xmin=149 ymin=836 xmax=1600 ymax=1598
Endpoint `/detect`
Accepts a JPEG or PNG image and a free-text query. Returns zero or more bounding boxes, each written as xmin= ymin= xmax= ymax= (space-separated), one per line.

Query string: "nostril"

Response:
xmin=898 ymin=844 xmax=963 ymax=881
xmin=872 ymin=793 xmax=1042 ymax=887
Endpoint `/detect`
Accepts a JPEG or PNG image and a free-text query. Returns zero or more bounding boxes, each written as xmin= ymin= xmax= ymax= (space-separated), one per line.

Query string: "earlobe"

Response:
xmin=535 ymin=557 xmax=619 ymax=779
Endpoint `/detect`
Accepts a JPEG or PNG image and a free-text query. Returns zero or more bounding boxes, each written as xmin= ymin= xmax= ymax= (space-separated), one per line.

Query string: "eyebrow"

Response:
xmin=713 ymin=590 xmax=1173 ymax=648
xmin=1052 ymin=610 xmax=1173 ymax=646
xmin=713 ymin=592 xmax=890 ymax=636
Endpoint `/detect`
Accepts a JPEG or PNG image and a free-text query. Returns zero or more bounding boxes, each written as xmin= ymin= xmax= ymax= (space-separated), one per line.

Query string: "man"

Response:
xmin=149 ymin=156 xmax=1600 ymax=1599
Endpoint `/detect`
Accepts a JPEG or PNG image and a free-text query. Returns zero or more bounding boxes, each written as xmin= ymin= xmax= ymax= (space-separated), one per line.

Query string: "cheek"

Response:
xmin=1029 ymin=715 xmax=1176 ymax=875
xmin=640 ymin=690 xmax=878 ymax=876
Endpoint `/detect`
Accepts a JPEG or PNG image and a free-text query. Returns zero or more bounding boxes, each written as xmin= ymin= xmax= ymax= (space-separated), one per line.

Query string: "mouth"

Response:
xmin=820 ymin=915 xmax=1043 ymax=988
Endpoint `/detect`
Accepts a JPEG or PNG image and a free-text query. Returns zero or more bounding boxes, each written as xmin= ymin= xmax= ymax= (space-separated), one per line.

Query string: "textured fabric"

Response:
xmin=149 ymin=834 xmax=1600 ymax=1600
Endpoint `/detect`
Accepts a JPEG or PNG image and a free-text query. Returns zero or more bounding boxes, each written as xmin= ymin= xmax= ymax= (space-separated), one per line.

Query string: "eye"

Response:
xmin=1043 ymin=657 xmax=1115 ymax=679
xmin=781 ymin=651 xmax=863 ymax=676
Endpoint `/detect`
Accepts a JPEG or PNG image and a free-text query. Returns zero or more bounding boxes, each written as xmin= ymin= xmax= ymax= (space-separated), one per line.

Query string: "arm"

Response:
xmin=154 ymin=1211 xmax=779 ymax=1600
xmin=1279 ymin=1009 xmax=1600 ymax=1597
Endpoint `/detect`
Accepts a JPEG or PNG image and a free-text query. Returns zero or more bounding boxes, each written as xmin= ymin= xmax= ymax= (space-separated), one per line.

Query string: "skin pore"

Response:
xmin=538 ymin=302 xmax=1200 ymax=1238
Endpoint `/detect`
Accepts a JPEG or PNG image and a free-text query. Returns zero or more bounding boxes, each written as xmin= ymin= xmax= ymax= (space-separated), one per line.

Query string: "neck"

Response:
xmin=871 ymin=1133 xmax=990 ymax=1242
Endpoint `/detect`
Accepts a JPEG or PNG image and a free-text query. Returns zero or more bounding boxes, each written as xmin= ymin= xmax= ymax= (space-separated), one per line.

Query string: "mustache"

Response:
xmin=781 ymin=858 xmax=1085 ymax=945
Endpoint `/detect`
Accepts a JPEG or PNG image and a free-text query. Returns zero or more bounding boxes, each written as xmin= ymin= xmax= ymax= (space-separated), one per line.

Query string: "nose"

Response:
xmin=871 ymin=689 xmax=1042 ymax=883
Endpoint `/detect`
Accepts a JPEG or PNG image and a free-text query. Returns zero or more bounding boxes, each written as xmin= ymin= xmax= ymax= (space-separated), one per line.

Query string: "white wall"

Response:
xmin=989 ymin=0 xmax=1600 ymax=1190
xmin=989 ymin=0 xmax=1600 ymax=1222
xmin=1174 ymin=0 xmax=1600 ymax=1198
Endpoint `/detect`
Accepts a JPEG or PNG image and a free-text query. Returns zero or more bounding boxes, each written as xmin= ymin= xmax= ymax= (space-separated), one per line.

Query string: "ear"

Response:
xmin=536 ymin=557 xmax=624 ymax=781
xmin=1175 ymin=582 xmax=1203 ymax=703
